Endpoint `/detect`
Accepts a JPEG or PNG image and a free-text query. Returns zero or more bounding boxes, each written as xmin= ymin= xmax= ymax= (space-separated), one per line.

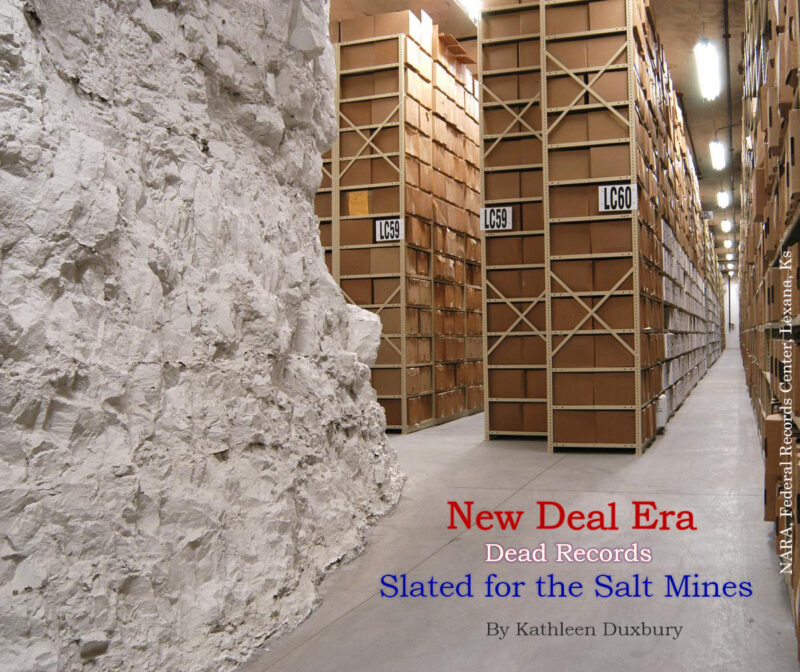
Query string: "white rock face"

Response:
xmin=0 ymin=1 xmax=403 ymax=670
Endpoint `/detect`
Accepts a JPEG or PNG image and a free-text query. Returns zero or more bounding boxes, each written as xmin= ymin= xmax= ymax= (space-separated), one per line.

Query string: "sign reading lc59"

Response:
xmin=480 ymin=207 xmax=513 ymax=231
xmin=599 ymin=184 xmax=638 ymax=212
xmin=374 ymin=217 xmax=404 ymax=243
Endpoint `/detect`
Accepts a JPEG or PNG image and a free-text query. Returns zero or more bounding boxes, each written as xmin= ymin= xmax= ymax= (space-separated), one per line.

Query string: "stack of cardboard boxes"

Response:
xmin=480 ymin=0 xmax=724 ymax=452
xmin=481 ymin=1 xmax=548 ymax=437
xmin=740 ymin=0 xmax=800 ymax=653
xmin=315 ymin=9 xmax=483 ymax=432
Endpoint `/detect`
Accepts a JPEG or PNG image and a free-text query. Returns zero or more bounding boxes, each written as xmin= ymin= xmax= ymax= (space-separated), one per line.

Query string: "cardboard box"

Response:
xmin=485 ymin=107 xmax=519 ymax=135
xmin=486 ymin=172 xmax=521 ymax=200
xmin=338 ymin=219 xmax=371 ymax=246
xmin=548 ymin=76 xmax=584 ymax=108
xmin=523 ymin=236 xmax=545 ymax=264
xmin=550 ymin=149 xmax=591 ymax=181
xmin=526 ymin=370 xmax=547 ymax=398
xmin=407 ymin=366 xmax=433 ymax=395
xmin=593 ymin=372 xmax=635 ymax=405
xmin=490 ymin=370 xmax=525 ymax=398
xmin=319 ymin=222 xmax=332 ymax=247
xmin=520 ymin=171 xmax=543 ymax=198
xmin=341 ymin=249 xmax=371 ymax=275
xmin=482 ymin=13 xmax=521 ymax=40
xmin=594 ymin=334 xmax=635 ymax=367
xmin=522 ymin=202 xmax=545 ymax=231
xmin=551 ymin=260 xmax=593 ymax=292
xmin=594 ymin=296 xmax=632 ymax=330
xmin=381 ymin=399 xmax=401 ymax=426
xmin=549 ymin=186 xmax=595 ymax=218
xmin=341 ymin=278 xmax=372 ymax=304
xmin=590 ymin=220 xmax=632 ymax=253
xmin=587 ymin=35 xmax=628 ymax=68
xmin=339 ymin=17 xmax=375 ymax=42
xmin=518 ymin=40 xmax=541 ymax=67
xmin=554 ymin=372 xmax=593 ymax=405
xmin=546 ymin=4 xmax=589 ymax=35
xmin=340 ymin=100 xmax=373 ymax=127
xmin=488 ymin=304 xmax=520 ymax=334
xmin=764 ymin=413 xmax=788 ymax=479
xmin=376 ymin=337 xmax=402 ymax=365
xmin=594 ymin=259 xmax=634 ymax=291
xmin=590 ymin=145 xmax=630 ymax=178
xmin=519 ymin=8 xmax=539 ymax=34
xmin=484 ymin=74 xmax=518 ymax=102
xmin=518 ymin=72 xmax=542 ymax=99
xmin=412 ymin=337 xmax=432 ymax=364
xmin=522 ymin=403 xmax=547 ymax=432
xmin=552 ymin=297 xmax=593 ymax=331
xmin=465 ymin=336 xmax=482 ymax=360
xmin=485 ymin=139 xmax=521 ymax=168
xmin=466 ymin=311 xmax=482 ymax=335
xmin=370 ymin=247 xmax=400 ymax=274
xmin=315 ymin=192 xmax=332 ymax=218
xmin=547 ymin=40 xmax=588 ymax=70
xmin=374 ymin=10 xmax=421 ymax=43
xmin=341 ymin=72 xmax=377 ymax=100
xmin=551 ymin=223 xmax=592 ymax=255
xmin=407 ymin=395 xmax=433 ymax=425
xmin=548 ymin=113 xmax=589 ymax=145
xmin=372 ymin=368 xmax=401 ymax=395
xmin=590 ymin=70 xmax=628 ymax=103
xmin=765 ymin=474 xmax=782 ymax=522
xmin=484 ymin=43 xmax=518 ymax=71
xmin=466 ymin=385 xmax=484 ymax=410
xmin=487 ymin=335 xmax=521 ymax=365
xmin=373 ymin=278 xmax=400 ymax=305
xmin=521 ymin=268 xmax=545 ymax=297
xmin=378 ymin=307 xmax=402 ymax=334
xmin=553 ymin=410 xmax=595 ymax=443
xmin=596 ymin=410 xmax=635 ymax=444
xmin=490 ymin=402 xmax=523 ymax=432
xmin=340 ymin=158 xmax=372 ymax=188
xmin=589 ymin=0 xmax=626 ymax=30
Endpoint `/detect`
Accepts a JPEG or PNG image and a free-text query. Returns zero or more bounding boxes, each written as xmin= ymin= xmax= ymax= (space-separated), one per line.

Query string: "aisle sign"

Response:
xmin=599 ymin=184 xmax=638 ymax=212
xmin=481 ymin=206 xmax=513 ymax=231
xmin=374 ymin=217 xmax=404 ymax=242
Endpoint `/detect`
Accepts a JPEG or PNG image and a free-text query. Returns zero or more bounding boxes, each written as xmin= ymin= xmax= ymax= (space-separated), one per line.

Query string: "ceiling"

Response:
xmin=328 ymin=0 xmax=746 ymax=272
xmin=649 ymin=0 xmax=746 ymax=273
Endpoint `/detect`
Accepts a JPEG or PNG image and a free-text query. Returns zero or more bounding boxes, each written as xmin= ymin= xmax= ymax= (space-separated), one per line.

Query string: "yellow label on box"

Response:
xmin=348 ymin=190 xmax=370 ymax=216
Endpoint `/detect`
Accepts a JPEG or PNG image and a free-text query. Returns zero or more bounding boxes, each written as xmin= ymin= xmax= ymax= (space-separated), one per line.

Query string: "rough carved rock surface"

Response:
xmin=0 ymin=1 xmax=403 ymax=669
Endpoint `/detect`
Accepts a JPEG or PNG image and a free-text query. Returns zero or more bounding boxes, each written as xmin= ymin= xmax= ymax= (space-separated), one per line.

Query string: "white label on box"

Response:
xmin=480 ymin=206 xmax=513 ymax=231
xmin=598 ymin=184 xmax=638 ymax=212
xmin=374 ymin=217 xmax=404 ymax=242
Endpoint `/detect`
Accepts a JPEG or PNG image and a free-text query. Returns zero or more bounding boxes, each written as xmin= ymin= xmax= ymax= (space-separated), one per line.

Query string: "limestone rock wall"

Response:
xmin=0 ymin=1 xmax=403 ymax=669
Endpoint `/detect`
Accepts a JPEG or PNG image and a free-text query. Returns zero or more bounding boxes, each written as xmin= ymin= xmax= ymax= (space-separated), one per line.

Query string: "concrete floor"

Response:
xmin=243 ymin=346 xmax=798 ymax=672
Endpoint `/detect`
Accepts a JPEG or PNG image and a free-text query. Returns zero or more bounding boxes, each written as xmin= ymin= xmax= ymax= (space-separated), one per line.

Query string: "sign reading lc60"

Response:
xmin=598 ymin=184 xmax=638 ymax=212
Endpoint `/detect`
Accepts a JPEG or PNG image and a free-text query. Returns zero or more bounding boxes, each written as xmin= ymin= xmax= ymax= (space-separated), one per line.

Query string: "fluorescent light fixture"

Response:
xmin=726 ymin=253 xmax=734 ymax=260
xmin=720 ymin=219 xmax=733 ymax=233
xmin=717 ymin=190 xmax=731 ymax=208
xmin=694 ymin=39 xmax=722 ymax=100
xmin=454 ymin=0 xmax=481 ymax=22
xmin=723 ymin=239 xmax=733 ymax=249
xmin=727 ymin=263 xmax=734 ymax=269
xmin=709 ymin=140 xmax=727 ymax=170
